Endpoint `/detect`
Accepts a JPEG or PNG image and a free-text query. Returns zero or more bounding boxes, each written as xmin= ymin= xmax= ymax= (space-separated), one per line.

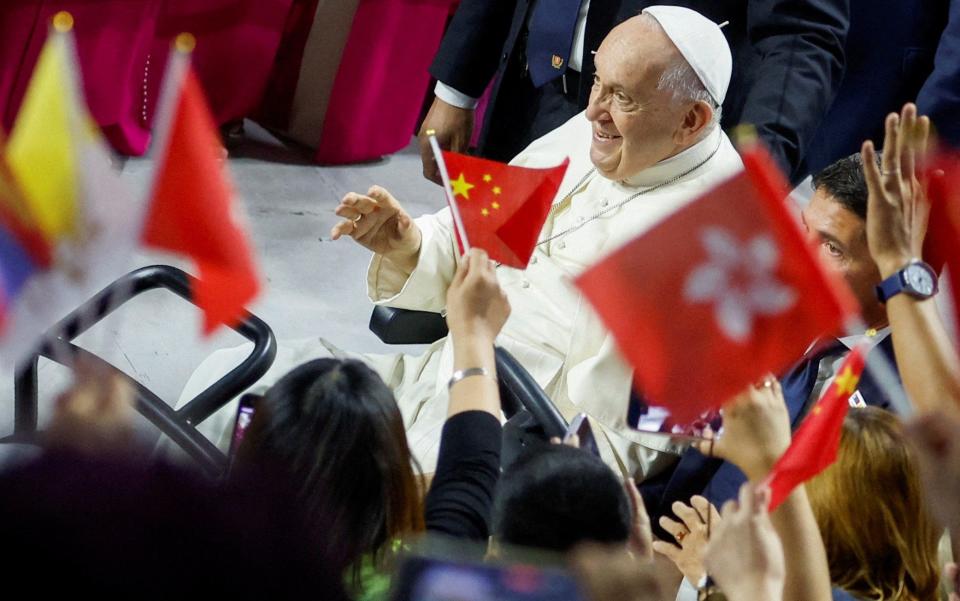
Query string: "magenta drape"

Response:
xmin=153 ymin=0 xmax=294 ymax=126
xmin=314 ymin=0 xmax=458 ymax=164
xmin=0 ymin=1 xmax=162 ymax=155
xmin=0 ymin=0 xmax=292 ymax=155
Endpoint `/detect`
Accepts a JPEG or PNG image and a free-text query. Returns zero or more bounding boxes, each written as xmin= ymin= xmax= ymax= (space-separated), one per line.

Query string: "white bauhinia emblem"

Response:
xmin=683 ymin=227 xmax=797 ymax=342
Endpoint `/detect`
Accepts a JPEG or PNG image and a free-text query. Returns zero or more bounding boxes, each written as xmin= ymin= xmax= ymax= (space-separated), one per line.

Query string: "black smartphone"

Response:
xmin=227 ymin=392 xmax=262 ymax=470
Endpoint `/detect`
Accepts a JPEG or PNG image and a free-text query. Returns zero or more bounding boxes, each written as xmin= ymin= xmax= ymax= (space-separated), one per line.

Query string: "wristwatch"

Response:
xmin=875 ymin=259 xmax=938 ymax=303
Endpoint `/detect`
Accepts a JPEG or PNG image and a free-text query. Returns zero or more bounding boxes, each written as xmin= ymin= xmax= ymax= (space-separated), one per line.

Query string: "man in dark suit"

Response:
xmin=419 ymin=0 xmax=849 ymax=183
xmin=640 ymin=152 xmax=927 ymax=537
xmin=801 ymin=0 xmax=959 ymax=176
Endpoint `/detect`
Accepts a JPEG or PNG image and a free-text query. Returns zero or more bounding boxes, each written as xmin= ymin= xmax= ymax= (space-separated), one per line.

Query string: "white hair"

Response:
xmin=656 ymin=57 xmax=721 ymax=135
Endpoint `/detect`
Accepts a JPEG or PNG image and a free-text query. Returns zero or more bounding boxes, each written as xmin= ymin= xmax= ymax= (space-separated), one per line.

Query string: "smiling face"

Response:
xmin=585 ymin=16 xmax=696 ymax=181
xmin=801 ymin=190 xmax=887 ymax=328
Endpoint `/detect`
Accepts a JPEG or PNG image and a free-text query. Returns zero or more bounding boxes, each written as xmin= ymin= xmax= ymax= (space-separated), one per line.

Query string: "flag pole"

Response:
xmin=842 ymin=315 xmax=915 ymax=417
xmin=42 ymin=11 xmax=88 ymax=375
xmin=427 ymin=133 xmax=471 ymax=254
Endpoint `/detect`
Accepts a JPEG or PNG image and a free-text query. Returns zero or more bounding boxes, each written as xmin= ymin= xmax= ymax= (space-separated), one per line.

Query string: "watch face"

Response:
xmin=905 ymin=264 xmax=936 ymax=296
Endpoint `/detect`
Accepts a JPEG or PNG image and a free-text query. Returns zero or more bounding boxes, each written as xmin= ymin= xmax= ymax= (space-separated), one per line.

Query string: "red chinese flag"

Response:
xmin=574 ymin=142 xmax=859 ymax=423
xmin=442 ymin=151 xmax=568 ymax=268
xmin=923 ymin=148 xmax=960 ymax=343
xmin=764 ymin=346 xmax=866 ymax=511
xmin=142 ymin=65 xmax=260 ymax=334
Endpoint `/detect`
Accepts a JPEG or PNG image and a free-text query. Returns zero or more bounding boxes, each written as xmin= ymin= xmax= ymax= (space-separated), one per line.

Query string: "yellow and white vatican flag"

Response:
xmin=1 ymin=12 xmax=141 ymax=367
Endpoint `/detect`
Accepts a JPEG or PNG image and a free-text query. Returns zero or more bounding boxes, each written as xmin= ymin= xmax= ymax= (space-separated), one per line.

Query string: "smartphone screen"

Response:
xmin=391 ymin=555 xmax=585 ymax=601
xmin=626 ymin=391 xmax=722 ymax=442
xmin=227 ymin=393 xmax=261 ymax=469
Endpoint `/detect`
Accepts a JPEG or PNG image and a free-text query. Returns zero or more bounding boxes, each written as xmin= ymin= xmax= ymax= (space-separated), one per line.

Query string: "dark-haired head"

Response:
xmin=238 ymin=358 xmax=424 ymax=582
xmin=811 ymin=152 xmax=878 ymax=221
xmin=804 ymin=152 xmax=887 ymax=328
xmin=492 ymin=444 xmax=631 ymax=554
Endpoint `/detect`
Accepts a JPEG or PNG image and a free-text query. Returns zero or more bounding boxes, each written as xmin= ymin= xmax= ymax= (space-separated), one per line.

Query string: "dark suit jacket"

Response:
xmin=801 ymin=0 xmax=957 ymax=177
xmin=639 ymin=335 xmax=903 ymax=540
xmin=428 ymin=0 xmax=849 ymax=181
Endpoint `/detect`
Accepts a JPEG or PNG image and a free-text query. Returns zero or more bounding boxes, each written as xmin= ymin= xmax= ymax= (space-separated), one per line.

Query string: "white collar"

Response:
xmin=838 ymin=325 xmax=891 ymax=349
xmin=618 ymin=126 xmax=723 ymax=188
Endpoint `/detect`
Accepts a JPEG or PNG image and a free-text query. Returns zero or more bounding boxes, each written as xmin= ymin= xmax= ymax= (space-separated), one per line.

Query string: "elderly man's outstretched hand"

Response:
xmin=331 ymin=185 xmax=422 ymax=270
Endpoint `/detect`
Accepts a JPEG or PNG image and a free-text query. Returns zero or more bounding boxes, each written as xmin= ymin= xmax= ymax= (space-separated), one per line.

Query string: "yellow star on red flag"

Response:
xmin=450 ymin=173 xmax=475 ymax=199
xmin=833 ymin=366 xmax=860 ymax=396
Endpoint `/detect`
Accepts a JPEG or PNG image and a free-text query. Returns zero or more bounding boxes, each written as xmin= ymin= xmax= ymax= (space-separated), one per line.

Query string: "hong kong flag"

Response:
xmin=440 ymin=150 xmax=568 ymax=268
xmin=574 ymin=140 xmax=859 ymax=423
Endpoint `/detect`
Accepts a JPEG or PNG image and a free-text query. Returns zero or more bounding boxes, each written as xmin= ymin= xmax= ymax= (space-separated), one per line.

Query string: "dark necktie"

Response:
xmin=526 ymin=0 xmax=585 ymax=87
xmin=779 ymin=339 xmax=847 ymax=425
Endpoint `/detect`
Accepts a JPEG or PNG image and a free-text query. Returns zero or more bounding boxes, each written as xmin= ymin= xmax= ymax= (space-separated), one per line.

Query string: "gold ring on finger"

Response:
xmin=353 ymin=214 xmax=362 ymax=223
xmin=675 ymin=529 xmax=687 ymax=543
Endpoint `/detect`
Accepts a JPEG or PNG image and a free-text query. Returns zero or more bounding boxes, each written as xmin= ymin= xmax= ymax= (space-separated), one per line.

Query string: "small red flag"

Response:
xmin=574 ymin=141 xmax=858 ymax=423
xmin=923 ymin=148 xmax=960 ymax=343
xmin=142 ymin=61 xmax=260 ymax=334
xmin=441 ymin=151 xmax=568 ymax=268
xmin=764 ymin=346 xmax=866 ymax=511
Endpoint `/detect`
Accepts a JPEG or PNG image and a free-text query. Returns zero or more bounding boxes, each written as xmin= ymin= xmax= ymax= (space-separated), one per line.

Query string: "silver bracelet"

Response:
xmin=447 ymin=367 xmax=493 ymax=390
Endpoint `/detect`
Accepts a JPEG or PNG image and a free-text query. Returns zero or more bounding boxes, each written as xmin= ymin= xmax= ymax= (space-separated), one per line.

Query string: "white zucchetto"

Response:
xmin=642 ymin=5 xmax=733 ymax=106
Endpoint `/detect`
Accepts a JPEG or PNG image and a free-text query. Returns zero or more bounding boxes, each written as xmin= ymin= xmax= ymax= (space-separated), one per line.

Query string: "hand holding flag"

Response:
xmin=763 ymin=345 xmax=866 ymax=511
xmin=427 ymin=135 xmax=568 ymax=268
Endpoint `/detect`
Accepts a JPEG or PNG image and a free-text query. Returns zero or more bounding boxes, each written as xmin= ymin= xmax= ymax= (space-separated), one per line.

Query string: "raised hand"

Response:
xmin=445 ymin=248 xmax=511 ymax=344
xmin=45 ymin=360 xmax=136 ymax=455
xmin=652 ymin=496 xmax=720 ymax=584
xmin=861 ymin=102 xmax=931 ymax=277
xmin=703 ymin=484 xmax=785 ymax=601
xmin=330 ymin=185 xmax=422 ymax=271
xmin=695 ymin=377 xmax=791 ymax=481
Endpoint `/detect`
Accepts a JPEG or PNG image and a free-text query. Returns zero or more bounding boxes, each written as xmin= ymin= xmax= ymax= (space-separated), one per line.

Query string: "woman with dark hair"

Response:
xmin=236 ymin=248 xmax=510 ymax=599
xmin=237 ymin=357 xmax=425 ymax=594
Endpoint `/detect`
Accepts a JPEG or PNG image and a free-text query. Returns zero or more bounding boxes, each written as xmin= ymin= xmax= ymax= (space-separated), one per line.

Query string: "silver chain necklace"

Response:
xmin=536 ymin=144 xmax=720 ymax=247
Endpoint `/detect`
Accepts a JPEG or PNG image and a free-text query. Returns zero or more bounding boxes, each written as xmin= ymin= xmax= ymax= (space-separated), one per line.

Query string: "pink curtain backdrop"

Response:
xmin=0 ymin=1 xmax=163 ymax=155
xmin=153 ymin=0 xmax=294 ymax=127
xmin=314 ymin=0 xmax=459 ymax=164
xmin=0 ymin=0 xmax=292 ymax=156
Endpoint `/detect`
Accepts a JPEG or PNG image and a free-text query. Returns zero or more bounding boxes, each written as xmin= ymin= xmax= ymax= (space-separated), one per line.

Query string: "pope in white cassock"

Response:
xmin=175 ymin=6 xmax=745 ymax=479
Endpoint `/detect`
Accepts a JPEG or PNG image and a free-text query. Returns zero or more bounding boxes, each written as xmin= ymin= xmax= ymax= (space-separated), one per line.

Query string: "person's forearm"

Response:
xmin=449 ymin=333 xmax=499 ymax=418
xmin=770 ymin=487 xmax=832 ymax=601
xmin=885 ymin=293 xmax=960 ymax=413
xmin=381 ymin=245 xmax=421 ymax=280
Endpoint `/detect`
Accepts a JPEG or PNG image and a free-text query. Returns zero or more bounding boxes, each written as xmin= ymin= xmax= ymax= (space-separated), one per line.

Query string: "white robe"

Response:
xmin=173 ymin=111 xmax=744 ymax=477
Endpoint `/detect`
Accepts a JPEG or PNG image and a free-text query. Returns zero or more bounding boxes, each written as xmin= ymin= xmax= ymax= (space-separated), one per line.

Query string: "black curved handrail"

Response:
xmin=368 ymin=305 xmax=569 ymax=440
xmin=494 ymin=347 xmax=568 ymax=440
xmin=12 ymin=265 xmax=277 ymax=477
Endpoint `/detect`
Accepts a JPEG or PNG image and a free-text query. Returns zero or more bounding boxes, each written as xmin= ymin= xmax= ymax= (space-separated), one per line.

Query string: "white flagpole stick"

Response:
xmin=427 ymin=133 xmax=471 ymax=254
xmin=842 ymin=315 xmax=914 ymax=417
